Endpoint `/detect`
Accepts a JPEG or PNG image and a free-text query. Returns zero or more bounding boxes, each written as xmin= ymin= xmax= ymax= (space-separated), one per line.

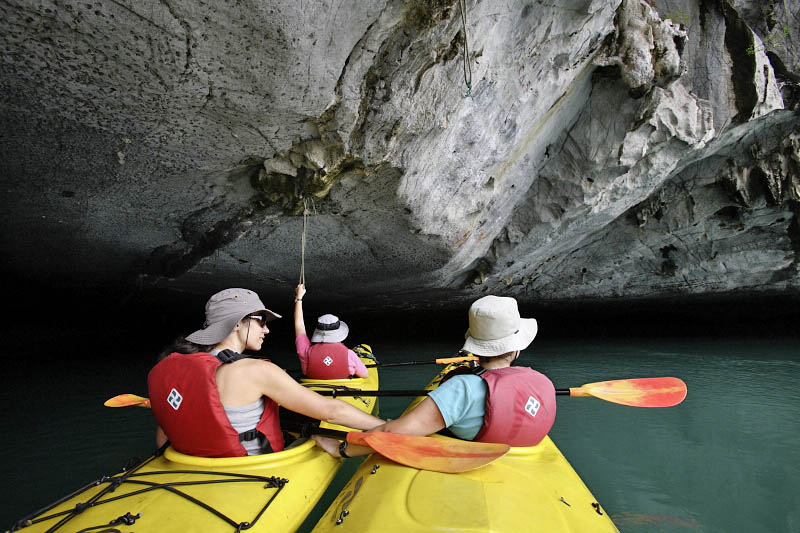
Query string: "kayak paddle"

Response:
xmin=561 ymin=377 xmax=687 ymax=407
xmin=105 ymin=377 xmax=687 ymax=409
xmin=310 ymin=427 xmax=509 ymax=473
xmin=287 ymin=354 xmax=478 ymax=375
xmin=104 ymin=394 xmax=151 ymax=408
xmin=307 ymin=377 xmax=687 ymax=407
xmin=99 ymin=398 xmax=508 ymax=472
xmin=363 ymin=355 xmax=477 ymax=368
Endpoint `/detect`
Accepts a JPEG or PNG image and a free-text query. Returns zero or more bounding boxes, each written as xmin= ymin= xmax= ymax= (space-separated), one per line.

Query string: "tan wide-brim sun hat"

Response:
xmin=186 ymin=288 xmax=281 ymax=346
xmin=310 ymin=314 xmax=349 ymax=343
xmin=462 ymin=295 xmax=538 ymax=357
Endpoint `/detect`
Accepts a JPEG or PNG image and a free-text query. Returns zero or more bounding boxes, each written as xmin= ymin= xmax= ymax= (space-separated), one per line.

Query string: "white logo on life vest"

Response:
xmin=323 ymin=356 xmax=334 ymax=366
xmin=524 ymin=396 xmax=540 ymax=417
xmin=168 ymin=388 xmax=183 ymax=410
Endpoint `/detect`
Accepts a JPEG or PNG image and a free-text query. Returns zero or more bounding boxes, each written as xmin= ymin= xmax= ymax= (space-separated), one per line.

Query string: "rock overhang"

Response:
xmin=1 ymin=0 xmax=799 ymax=317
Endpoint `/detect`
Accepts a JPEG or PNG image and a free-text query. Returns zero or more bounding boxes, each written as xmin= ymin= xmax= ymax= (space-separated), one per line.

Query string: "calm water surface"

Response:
xmin=2 ymin=335 xmax=798 ymax=532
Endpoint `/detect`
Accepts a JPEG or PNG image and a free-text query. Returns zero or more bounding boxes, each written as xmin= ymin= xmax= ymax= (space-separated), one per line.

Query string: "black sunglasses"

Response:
xmin=246 ymin=315 xmax=268 ymax=328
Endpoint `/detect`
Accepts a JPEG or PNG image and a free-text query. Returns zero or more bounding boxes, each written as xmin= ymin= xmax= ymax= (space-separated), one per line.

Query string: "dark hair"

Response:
xmin=158 ymin=335 xmax=215 ymax=361
xmin=477 ymin=351 xmax=519 ymax=365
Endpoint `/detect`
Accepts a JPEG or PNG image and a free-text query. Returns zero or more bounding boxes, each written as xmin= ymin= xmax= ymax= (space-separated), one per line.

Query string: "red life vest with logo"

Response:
xmin=305 ymin=342 xmax=350 ymax=379
xmin=147 ymin=352 xmax=284 ymax=457
xmin=474 ymin=367 xmax=556 ymax=447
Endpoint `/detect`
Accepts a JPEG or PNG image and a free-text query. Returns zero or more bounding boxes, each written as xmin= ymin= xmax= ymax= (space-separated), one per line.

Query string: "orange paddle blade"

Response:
xmin=570 ymin=377 xmax=687 ymax=407
xmin=347 ymin=431 xmax=509 ymax=473
xmin=104 ymin=394 xmax=151 ymax=408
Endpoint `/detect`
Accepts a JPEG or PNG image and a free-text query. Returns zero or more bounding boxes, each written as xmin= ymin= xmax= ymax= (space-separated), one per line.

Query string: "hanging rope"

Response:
xmin=299 ymin=198 xmax=308 ymax=286
xmin=458 ymin=0 xmax=472 ymax=99
xmin=298 ymin=197 xmax=317 ymax=286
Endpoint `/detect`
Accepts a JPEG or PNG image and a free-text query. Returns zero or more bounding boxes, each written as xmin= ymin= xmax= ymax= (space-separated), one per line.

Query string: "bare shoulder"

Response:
xmin=229 ymin=357 xmax=281 ymax=374
xmin=216 ymin=359 xmax=291 ymax=404
xmin=226 ymin=358 xmax=292 ymax=382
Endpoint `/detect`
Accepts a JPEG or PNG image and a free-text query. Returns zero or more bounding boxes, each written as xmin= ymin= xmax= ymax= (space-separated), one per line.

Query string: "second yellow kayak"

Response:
xmin=313 ymin=362 xmax=619 ymax=532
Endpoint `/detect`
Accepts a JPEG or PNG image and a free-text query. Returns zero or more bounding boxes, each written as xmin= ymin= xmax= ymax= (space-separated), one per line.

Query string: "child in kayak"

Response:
xmin=312 ymin=295 xmax=556 ymax=458
xmin=148 ymin=287 xmax=384 ymax=458
xmin=293 ymin=284 xmax=369 ymax=379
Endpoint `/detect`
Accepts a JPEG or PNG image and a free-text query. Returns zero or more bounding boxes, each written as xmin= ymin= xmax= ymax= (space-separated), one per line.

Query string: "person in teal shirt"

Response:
xmin=312 ymin=295 xmax=554 ymax=459
xmin=427 ymin=372 xmax=487 ymax=440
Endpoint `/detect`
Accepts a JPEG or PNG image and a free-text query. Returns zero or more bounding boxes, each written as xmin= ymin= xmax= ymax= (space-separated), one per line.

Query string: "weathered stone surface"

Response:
xmin=0 ymin=0 xmax=798 ymax=311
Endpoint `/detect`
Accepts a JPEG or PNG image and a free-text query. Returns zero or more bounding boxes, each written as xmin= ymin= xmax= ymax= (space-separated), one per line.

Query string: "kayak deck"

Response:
xmin=11 ymin=355 xmax=378 ymax=533
xmin=313 ymin=362 xmax=619 ymax=532
xmin=314 ymin=436 xmax=618 ymax=532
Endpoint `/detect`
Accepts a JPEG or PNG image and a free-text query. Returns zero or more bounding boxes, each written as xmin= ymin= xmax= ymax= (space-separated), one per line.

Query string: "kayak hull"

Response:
xmin=313 ymin=362 xmax=619 ymax=532
xmin=12 ymin=355 xmax=378 ymax=533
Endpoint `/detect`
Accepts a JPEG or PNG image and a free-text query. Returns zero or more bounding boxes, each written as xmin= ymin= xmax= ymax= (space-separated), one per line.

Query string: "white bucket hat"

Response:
xmin=311 ymin=314 xmax=349 ymax=343
xmin=186 ymin=288 xmax=281 ymax=345
xmin=462 ymin=295 xmax=538 ymax=357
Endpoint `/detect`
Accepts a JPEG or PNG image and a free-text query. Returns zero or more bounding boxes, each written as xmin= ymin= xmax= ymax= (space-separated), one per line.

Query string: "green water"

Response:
xmin=3 ymin=336 xmax=799 ymax=532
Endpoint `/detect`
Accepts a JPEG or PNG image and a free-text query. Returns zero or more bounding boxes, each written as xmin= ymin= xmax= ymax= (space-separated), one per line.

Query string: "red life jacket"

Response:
xmin=474 ymin=367 xmax=556 ymax=447
xmin=305 ymin=342 xmax=350 ymax=379
xmin=147 ymin=352 xmax=284 ymax=457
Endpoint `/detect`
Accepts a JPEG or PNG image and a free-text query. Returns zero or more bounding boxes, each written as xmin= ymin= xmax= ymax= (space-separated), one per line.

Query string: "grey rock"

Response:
xmin=1 ymin=0 xmax=798 ymax=313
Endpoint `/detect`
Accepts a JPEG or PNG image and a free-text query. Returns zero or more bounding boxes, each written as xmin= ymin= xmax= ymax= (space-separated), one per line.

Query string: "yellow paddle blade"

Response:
xmin=347 ymin=432 xmax=509 ymax=473
xmin=104 ymin=394 xmax=151 ymax=408
xmin=570 ymin=377 xmax=687 ymax=407
xmin=434 ymin=355 xmax=478 ymax=365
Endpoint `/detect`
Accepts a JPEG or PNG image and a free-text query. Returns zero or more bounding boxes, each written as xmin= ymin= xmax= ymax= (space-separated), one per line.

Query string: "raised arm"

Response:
xmin=294 ymin=284 xmax=307 ymax=337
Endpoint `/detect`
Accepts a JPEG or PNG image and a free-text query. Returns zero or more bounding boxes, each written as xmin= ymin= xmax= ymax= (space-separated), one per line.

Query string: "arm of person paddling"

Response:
xmin=312 ymin=397 xmax=446 ymax=458
xmin=253 ymin=358 xmax=385 ymax=430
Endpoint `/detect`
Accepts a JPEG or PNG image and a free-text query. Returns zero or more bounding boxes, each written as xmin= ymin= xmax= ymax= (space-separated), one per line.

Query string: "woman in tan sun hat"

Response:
xmin=312 ymin=295 xmax=556 ymax=459
xmin=148 ymin=288 xmax=384 ymax=458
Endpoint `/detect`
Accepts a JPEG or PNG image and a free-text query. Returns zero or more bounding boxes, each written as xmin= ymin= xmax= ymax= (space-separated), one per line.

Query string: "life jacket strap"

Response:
xmin=238 ymin=429 xmax=274 ymax=454
xmin=440 ymin=362 xmax=483 ymax=385
xmin=215 ymin=349 xmax=250 ymax=364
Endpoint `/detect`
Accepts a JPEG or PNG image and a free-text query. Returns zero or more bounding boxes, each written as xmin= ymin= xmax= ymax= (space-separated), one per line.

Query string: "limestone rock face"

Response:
xmin=0 ymin=0 xmax=798 ymax=310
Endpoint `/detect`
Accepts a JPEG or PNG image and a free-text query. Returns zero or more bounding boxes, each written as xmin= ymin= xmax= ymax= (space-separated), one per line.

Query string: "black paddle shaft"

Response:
xmin=288 ymin=357 xmax=471 ymax=374
xmin=315 ymin=389 xmax=429 ymax=397
xmin=364 ymin=359 xmax=455 ymax=368
xmin=313 ymin=388 xmax=574 ymax=397
xmin=281 ymin=420 xmax=348 ymax=440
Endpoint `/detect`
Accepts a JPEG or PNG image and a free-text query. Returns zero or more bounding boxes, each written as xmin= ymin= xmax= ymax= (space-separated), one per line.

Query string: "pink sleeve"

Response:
xmin=295 ymin=334 xmax=311 ymax=374
xmin=348 ymin=349 xmax=370 ymax=378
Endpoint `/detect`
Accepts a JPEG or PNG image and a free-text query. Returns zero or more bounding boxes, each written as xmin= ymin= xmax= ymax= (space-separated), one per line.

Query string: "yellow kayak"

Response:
xmin=313 ymin=362 xmax=619 ymax=532
xmin=11 ymin=352 xmax=379 ymax=533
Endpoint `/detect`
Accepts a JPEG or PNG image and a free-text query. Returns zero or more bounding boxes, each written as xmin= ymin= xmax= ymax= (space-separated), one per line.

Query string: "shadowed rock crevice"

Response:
xmin=765 ymin=51 xmax=800 ymax=109
xmin=788 ymin=200 xmax=800 ymax=265
xmin=252 ymin=134 xmax=366 ymax=215
xmin=404 ymin=0 xmax=457 ymax=30
xmin=716 ymin=0 xmax=759 ymax=122
xmin=143 ymin=207 xmax=256 ymax=281
xmin=596 ymin=0 xmax=686 ymax=98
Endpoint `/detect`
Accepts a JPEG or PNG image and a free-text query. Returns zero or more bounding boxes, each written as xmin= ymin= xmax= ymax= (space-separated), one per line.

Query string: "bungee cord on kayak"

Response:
xmin=9 ymin=450 xmax=290 ymax=533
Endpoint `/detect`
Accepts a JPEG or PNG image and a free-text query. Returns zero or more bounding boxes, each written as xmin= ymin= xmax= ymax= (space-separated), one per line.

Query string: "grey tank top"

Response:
xmin=210 ymin=349 xmax=267 ymax=456
xmin=223 ymin=398 xmax=266 ymax=455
